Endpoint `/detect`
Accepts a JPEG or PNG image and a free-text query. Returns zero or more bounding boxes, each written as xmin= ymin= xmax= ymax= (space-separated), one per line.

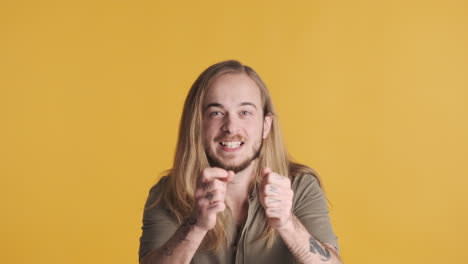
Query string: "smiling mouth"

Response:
xmin=219 ymin=141 xmax=244 ymax=149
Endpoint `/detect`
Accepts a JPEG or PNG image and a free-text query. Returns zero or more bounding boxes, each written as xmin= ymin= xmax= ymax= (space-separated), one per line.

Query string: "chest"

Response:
xmin=228 ymin=200 xmax=249 ymax=226
xmin=192 ymin=197 xmax=293 ymax=264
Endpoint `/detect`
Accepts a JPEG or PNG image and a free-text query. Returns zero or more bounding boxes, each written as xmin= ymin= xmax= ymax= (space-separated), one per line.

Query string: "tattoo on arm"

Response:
xmin=161 ymin=217 xmax=196 ymax=256
xmin=309 ymin=237 xmax=331 ymax=261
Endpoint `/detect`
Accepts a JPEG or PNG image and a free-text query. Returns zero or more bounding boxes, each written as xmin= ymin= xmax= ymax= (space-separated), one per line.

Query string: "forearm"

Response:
xmin=140 ymin=219 xmax=207 ymax=264
xmin=276 ymin=215 xmax=341 ymax=264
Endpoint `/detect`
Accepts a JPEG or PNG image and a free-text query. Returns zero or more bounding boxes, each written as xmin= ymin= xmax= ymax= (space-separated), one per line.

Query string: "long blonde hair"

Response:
xmin=150 ymin=60 xmax=322 ymax=251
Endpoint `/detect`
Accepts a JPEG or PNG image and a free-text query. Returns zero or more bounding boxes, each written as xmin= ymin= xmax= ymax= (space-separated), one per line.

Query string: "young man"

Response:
xmin=139 ymin=60 xmax=341 ymax=264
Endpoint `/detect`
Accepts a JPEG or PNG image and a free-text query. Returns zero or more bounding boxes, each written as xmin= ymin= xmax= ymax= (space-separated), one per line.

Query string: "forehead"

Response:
xmin=204 ymin=73 xmax=262 ymax=107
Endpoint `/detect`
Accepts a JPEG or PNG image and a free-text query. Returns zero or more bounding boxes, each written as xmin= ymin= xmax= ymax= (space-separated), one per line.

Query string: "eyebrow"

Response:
xmin=203 ymin=102 xmax=257 ymax=112
xmin=240 ymin=102 xmax=257 ymax=109
xmin=204 ymin=103 xmax=223 ymax=112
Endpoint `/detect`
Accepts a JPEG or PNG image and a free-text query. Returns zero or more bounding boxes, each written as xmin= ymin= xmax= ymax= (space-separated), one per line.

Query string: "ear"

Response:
xmin=262 ymin=113 xmax=273 ymax=139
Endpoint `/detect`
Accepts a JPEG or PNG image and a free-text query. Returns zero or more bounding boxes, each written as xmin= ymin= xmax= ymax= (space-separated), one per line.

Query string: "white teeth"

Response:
xmin=221 ymin=141 xmax=242 ymax=148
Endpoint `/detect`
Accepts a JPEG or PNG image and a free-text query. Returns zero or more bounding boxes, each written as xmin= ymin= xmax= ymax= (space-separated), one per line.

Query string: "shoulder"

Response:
xmin=290 ymin=172 xmax=327 ymax=211
xmin=289 ymin=162 xmax=322 ymax=189
xmin=144 ymin=176 xmax=169 ymax=209
xmin=148 ymin=175 xmax=169 ymax=193
xmin=142 ymin=176 xmax=179 ymax=225
xmin=291 ymin=172 xmax=321 ymax=193
xmin=289 ymin=163 xmax=321 ymax=191
xmin=291 ymin=172 xmax=320 ymax=184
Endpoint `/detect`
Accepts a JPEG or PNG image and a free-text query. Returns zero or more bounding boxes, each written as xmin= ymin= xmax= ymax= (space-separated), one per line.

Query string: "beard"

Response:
xmin=206 ymin=138 xmax=263 ymax=173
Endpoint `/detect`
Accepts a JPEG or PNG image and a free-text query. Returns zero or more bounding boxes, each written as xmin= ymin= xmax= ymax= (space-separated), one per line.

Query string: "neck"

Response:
xmin=225 ymin=161 xmax=257 ymax=225
xmin=226 ymin=161 xmax=257 ymax=207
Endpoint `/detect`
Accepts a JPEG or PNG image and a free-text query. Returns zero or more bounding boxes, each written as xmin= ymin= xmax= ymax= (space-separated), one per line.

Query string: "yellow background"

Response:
xmin=1 ymin=0 xmax=467 ymax=263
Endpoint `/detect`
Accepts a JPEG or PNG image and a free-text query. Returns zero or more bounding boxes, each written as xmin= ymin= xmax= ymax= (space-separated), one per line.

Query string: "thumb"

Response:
xmin=224 ymin=170 xmax=235 ymax=182
xmin=261 ymin=168 xmax=271 ymax=179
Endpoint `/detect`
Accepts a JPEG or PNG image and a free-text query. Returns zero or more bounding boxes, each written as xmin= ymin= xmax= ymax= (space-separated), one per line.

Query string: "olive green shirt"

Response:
xmin=139 ymin=174 xmax=338 ymax=263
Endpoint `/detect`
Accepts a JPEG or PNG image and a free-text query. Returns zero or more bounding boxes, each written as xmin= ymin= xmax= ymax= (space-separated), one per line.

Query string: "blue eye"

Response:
xmin=241 ymin=111 xmax=250 ymax=116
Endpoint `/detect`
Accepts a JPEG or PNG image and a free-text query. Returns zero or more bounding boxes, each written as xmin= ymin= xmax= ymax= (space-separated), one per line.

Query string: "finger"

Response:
xmin=196 ymin=180 xmax=227 ymax=200
xmin=205 ymin=190 xmax=224 ymax=204
xmin=265 ymin=208 xmax=282 ymax=218
xmin=201 ymin=167 xmax=230 ymax=183
xmin=195 ymin=183 xmax=212 ymax=198
xmin=260 ymin=168 xmax=272 ymax=188
xmin=196 ymin=178 xmax=212 ymax=191
xmin=195 ymin=188 xmax=204 ymax=199
xmin=223 ymin=170 xmax=235 ymax=183
xmin=197 ymin=192 xmax=225 ymax=214
xmin=262 ymin=168 xmax=271 ymax=178
xmin=264 ymin=172 xmax=290 ymax=186
xmin=211 ymin=179 xmax=227 ymax=192
xmin=207 ymin=201 xmax=226 ymax=213
xmin=264 ymin=184 xmax=281 ymax=196
xmin=201 ymin=181 xmax=213 ymax=190
xmin=265 ymin=197 xmax=282 ymax=207
xmin=261 ymin=171 xmax=278 ymax=186
xmin=196 ymin=198 xmax=210 ymax=211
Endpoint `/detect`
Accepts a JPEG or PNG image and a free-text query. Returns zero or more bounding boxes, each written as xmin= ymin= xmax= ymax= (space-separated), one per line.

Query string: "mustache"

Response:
xmin=215 ymin=135 xmax=245 ymax=142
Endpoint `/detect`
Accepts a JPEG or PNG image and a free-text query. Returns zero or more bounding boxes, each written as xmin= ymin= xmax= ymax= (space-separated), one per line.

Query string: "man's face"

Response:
xmin=202 ymin=73 xmax=272 ymax=173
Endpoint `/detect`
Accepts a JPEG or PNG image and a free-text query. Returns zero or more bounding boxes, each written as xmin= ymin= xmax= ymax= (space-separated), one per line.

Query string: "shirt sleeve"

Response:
xmin=138 ymin=177 xmax=179 ymax=262
xmin=292 ymin=174 xmax=339 ymax=250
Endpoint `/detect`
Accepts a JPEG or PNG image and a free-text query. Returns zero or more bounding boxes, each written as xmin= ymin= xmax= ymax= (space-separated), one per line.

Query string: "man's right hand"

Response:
xmin=194 ymin=168 xmax=234 ymax=231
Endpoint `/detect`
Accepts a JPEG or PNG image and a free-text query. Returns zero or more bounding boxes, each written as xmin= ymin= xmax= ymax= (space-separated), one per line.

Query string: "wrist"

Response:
xmin=274 ymin=214 xmax=295 ymax=233
xmin=192 ymin=222 xmax=210 ymax=235
xmin=183 ymin=216 xmax=208 ymax=235
xmin=183 ymin=218 xmax=209 ymax=246
xmin=188 ymin=217 xmax=212 ymax=235
xmin=275 ymin=214 xmax=293 ymax=232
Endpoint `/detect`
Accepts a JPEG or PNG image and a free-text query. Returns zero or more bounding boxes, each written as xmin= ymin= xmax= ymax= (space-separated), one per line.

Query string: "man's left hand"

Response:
xmin=259 ymin=168 xmax=294 ymax=229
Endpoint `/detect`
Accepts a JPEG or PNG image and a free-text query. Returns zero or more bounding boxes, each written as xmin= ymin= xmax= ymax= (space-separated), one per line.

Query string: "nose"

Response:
xmin=222 ymin=113 xmax=240 ymax=134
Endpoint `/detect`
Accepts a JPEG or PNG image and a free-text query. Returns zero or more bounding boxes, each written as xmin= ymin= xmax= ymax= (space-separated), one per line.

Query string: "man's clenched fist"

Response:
xmin=193 ymin=168 xmax=234 ymax=231
xmin=259 ymin=168 xmax=294 ymax=229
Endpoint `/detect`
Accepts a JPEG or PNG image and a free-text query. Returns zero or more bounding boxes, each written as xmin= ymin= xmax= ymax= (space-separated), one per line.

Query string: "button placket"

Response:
xmin=234 ymin=183 xmax=261 ymax=264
